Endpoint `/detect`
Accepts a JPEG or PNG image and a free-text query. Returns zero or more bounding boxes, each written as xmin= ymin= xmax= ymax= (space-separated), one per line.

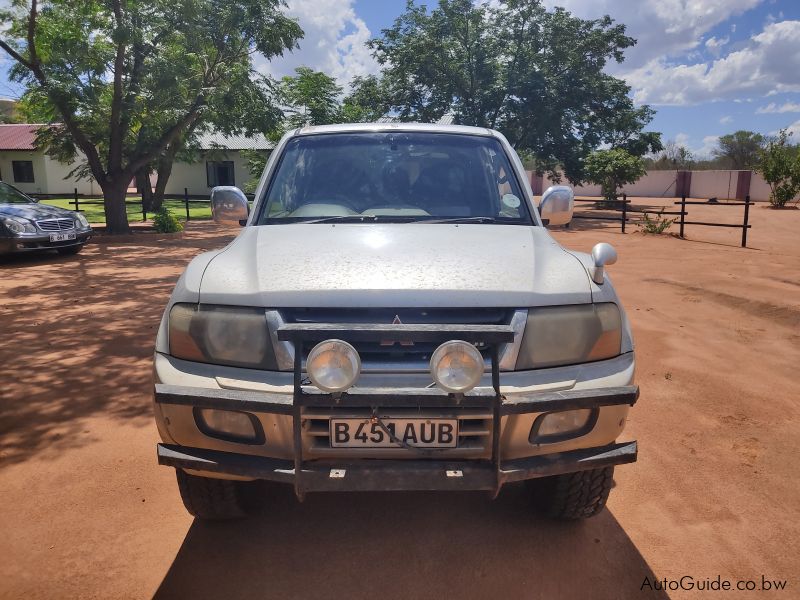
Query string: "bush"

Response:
xmin=639 ymin=209 xmax=675 ymax=234
xmin=584 ymin=149 xmax=646 ymax=202
xmin=152 ymin=206 xmax=183 ymax=233
xmin=757 ymin=129 xmax=800 ymax=208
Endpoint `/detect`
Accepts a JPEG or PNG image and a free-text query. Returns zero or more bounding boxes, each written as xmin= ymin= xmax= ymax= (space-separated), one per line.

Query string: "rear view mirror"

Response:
xmin=539 ymin=185 xmax=574 ymax=227
xmin=211 ymin=186 xmax=249 ymax=226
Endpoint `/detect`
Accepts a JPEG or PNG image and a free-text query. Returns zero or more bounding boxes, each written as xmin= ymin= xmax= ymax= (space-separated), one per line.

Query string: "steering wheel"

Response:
xmin=316 ymin=159 xmax=372 ymax=211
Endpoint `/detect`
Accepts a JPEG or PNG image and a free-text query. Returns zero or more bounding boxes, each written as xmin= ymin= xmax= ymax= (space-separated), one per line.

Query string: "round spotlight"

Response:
xmin=430 ymin=340 xmax=484 ymax=393
xmin=307 ymin=339 xmax=361 ymax=393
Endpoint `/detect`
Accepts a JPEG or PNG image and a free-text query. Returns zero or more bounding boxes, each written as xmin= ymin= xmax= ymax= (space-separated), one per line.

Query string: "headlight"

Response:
xmin=515 ymin=303 xmax=621 ymax=369
xmin=75 ymin=213 xmax=90 ymax=229
xmin=306 ymin=339 xmax=361 ymax=392
xmin=1 ymin=216 xmax=37 ymax=234
xmin=430 ymin=340 xmax=484 ymax=393
xmin=168 ymin=303 xmax=277 ymax=369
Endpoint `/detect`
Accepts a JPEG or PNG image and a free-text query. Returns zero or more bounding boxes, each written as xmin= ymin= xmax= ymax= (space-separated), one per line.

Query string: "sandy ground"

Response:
xmin=1 ymin=200 xmax=798 ymax=599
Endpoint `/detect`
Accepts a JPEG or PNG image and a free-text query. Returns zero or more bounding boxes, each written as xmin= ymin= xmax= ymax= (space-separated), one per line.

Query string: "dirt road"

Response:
xmin=1 ymin=202 xmax=798 ymax=599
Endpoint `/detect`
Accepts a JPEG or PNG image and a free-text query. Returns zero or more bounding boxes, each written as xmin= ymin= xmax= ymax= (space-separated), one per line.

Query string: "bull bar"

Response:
xmin=156 ymin=322 xmax=638 ymax=498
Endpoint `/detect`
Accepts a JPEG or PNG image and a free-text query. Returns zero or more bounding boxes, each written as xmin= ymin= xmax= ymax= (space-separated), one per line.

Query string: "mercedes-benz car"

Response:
xmin=153 ymin=123 xmax=638 ymax=520
xmin=0 ymin=181 xmax=92 ymax=256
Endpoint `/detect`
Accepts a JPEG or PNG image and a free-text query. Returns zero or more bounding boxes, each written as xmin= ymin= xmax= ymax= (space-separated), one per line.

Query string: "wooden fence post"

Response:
xmin=742 ymin=195 xmax=751 ymax=248
xmin=621 ymin=193 xmax=627 ymax=233
xmin=73 ymin=188 xmax=79 ymax=211
xmin=184 ymin=188 xmax=190 ymax=222
xmin=679 ymin=195 xmax=686 ymax=238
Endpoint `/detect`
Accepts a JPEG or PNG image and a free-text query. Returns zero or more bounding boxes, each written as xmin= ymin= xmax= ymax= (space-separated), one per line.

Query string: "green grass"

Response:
xmin=39 ymin=197 xmax=212 ymax=224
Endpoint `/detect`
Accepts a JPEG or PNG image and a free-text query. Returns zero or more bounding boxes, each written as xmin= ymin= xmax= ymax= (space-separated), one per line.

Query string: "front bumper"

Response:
xmin=155 ymin=382 xmax=638 ymax=496
xmin=1 ymin=229 xmax=92 ymax=254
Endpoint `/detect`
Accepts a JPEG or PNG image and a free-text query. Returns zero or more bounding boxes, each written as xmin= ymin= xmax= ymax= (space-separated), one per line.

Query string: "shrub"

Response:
xmin=757 ymin=129 xmax=800 ymax=208
xmin=152 ymin=206 xmax=183 ymax=233
xmin=639 ymin=209 xmax=675 ymax=234
xmin=584 ymin=149 xmax=646 ymax=202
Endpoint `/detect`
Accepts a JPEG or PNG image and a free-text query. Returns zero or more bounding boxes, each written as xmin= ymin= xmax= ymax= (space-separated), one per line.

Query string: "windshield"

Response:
xmin=257 ymin=132 xmax=532 ymax=224
xmin=0 ymin=182 xmax=34 ymax=205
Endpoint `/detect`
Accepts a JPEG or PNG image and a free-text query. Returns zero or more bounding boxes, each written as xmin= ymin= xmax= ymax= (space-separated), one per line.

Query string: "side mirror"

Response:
xmin=211 ymin=186 xmax=249 ymax=226
xmin=539 ymin=185 xmax=574 ymax=227
xmin=591 ymin=242 xmax=618 ymax=284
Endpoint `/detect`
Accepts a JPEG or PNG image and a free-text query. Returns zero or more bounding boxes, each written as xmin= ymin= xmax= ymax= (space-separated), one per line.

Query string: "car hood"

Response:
xmin=197 ymin=224 xmax=592 ymax=307
xmin=0 ymin=202 xmax=76 ymax=220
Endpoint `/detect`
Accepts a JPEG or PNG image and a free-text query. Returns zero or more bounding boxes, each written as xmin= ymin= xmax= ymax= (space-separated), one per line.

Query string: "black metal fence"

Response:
xmin=570 ymin=193 xmax=753 ymax=248
xmin=35 ymin=187 xmax=255 ymax=222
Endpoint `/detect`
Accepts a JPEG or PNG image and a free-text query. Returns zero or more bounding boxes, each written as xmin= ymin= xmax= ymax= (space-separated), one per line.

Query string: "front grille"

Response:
xmin=36 ymin=218 xmax=75 ymax=232
xmin=303 ymin=408 xmax=492 ymax=458
xmin=281 ymin=307 xmax=514 ymax=368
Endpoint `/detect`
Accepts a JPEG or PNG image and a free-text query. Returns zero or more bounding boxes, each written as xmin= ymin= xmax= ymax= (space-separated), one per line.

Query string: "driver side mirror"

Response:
xmin=211 ymin=186 xmax=249 ymax=226
xmin=539 ymin=185 xmax=574 ymax=227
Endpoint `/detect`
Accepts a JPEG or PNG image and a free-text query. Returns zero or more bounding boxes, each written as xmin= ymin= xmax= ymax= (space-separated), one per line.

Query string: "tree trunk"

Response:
xmin=101 ymin=177 xmax=132 ymax=234
xmin=136 ymin=169 xmax=154 ymax=212
xmin=150 ymin=152 xmax=176 ymax=212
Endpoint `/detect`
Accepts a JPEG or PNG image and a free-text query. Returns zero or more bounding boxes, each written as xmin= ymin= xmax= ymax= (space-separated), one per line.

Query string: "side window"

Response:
xmin=12 ymin=160 xmax=34 ymax=183
xmin=206 ymin=161 xmax=235 ymax=187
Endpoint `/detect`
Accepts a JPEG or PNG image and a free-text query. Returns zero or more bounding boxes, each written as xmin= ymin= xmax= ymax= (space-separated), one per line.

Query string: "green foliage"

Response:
xmin=280 ymin=67 xmax=343 ymax=129
xmin=240 ymin=150 xmax=271 ymax=193
xmin=152 ymin=206 xmax=183 ymax=233
xmin=584 ymin=149 xmax=645 ymax=201
xmin=713 ymin=131 xmax=765 ymax=169
xmin=639 ymin=209 xmax=675 ymax=234
xmin=0 ymin=0 xmax=302 ymax=232
xmin=757 ymin=129 xmax=800 ymax=208
xmin=645 ymin=140 xmax=694 ymax=170
xmin=368 ymin=0 xmax=661 ymax=182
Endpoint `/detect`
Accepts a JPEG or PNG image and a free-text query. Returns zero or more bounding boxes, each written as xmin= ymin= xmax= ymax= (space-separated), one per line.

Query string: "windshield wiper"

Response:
xmin=417 ymin=216 xmax=497 ymax=224
xmin=298 ymin=214 xmax=420 ymax=224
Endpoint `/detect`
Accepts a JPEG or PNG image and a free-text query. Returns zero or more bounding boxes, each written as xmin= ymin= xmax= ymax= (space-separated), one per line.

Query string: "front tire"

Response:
xmin=57 ymin=244 xmax=83 ymax=255
xmin=175 ymin=469 xmax=257 ymax=520
xmin=531 ymin=466 xmax=614 ymax=520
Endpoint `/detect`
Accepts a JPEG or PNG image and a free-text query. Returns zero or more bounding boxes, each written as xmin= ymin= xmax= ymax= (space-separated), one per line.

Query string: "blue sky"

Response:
xmin=3 ymin=0 xmax=800 ymax=158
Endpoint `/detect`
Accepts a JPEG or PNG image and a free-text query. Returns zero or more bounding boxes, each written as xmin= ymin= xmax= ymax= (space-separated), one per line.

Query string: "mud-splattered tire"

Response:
xmin=532 ymin=467 xmax=614 ymax=520
xmin=175 ymin=469 xmax=255 ymax=520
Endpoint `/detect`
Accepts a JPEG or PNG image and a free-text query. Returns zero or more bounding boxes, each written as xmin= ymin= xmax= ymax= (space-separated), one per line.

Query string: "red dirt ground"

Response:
xmin=1 ymin=201 xmax=798 ymax=599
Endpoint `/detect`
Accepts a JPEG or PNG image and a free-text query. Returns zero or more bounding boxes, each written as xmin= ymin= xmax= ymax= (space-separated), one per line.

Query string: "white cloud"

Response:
xmin=719 ymin=115 xmax=733 ymax=124
xmin=627 ymin=20 xmax=800 ymax=105
xmin=785 ymin=120 xmax=800 ymax=136
xmin=542 ymin=0 xmax=762 ymax=70
xmin=705 ymin=35 xmax=730 ymax=56
xmin=756 ymin=101 xmax=800 ymax=113
xmin=254 ymin=0 xmax=379 ymax=88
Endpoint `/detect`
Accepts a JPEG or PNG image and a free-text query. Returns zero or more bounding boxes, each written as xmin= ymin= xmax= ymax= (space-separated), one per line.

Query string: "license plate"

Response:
xmin=50 ymin=232 xmax=76 ymax=242
xmin=330 ymin=418 xmax=458 ymax=448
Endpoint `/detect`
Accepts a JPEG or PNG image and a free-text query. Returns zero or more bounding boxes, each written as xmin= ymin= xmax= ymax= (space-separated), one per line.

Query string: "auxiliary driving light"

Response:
xmin=307 ymin=339 xmax=361 ymax=392
xmin=529 ymin=408 xmax=597 ymax=444
xmin=430 ymin=340 xmax=484 ymax=393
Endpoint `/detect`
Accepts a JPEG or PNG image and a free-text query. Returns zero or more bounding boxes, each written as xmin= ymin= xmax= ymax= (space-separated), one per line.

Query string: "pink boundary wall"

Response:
xmin=526 ymin=169 xmax=788 ymax=202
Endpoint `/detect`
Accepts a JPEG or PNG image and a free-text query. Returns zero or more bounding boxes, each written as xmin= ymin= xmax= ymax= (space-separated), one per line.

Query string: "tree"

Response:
xmin=368 ymin=0 xmax=661 ymax=182
xmin=279 ymin=67 xmax=342 ymax=130
xmin=713 ymin=131 xmax=765 ymax=170
xmin=757 ymin=129 xmax=800 ymax=207
xmin=340 ymin=75 xmax=391 ymax=123
xmin=646 ymin=139 xmax=694 ymax=170
xmin=0 ymin=0 xmax=301 ymax=233
xmin=584 ymin=148 xmax=645 ymax=201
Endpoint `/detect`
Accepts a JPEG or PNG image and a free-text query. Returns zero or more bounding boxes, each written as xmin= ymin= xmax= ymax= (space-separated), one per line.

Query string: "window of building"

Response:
xmin=12 ymin=160 xmax=35 ymax=183
xmin=206 ymin=161 xmax=235 ymax=187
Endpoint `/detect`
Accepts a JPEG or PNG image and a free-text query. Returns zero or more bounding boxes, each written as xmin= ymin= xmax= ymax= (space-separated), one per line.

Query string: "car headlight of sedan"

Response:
xmin=1 ymin=215 xmax=37 ymax=235
xmin=515 ymin=303 xmax=622 ymax=369
xmin=74 ymin=213 xmax=90 ymax=230
xmin=168 ymin=303 xmax=277 ymax=369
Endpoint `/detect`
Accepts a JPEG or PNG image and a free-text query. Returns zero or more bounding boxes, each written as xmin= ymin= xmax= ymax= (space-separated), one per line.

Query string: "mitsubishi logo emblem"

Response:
xmin=381 ymin=315 xmax=414 ymax=346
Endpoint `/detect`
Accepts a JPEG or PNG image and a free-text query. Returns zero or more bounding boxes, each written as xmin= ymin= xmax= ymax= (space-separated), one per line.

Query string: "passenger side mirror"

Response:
xmin=211 ymin=186 xmax=249 ymax=226
xmin=591 ymin=242 xmax=618 ymax=284
xmin=539 ymin=185 xmax=574 ymax=227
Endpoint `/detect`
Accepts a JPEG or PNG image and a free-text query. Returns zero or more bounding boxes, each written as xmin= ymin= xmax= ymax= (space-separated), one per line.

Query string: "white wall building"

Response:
xmin=0 ymin=124 xmax=272 ymax=197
